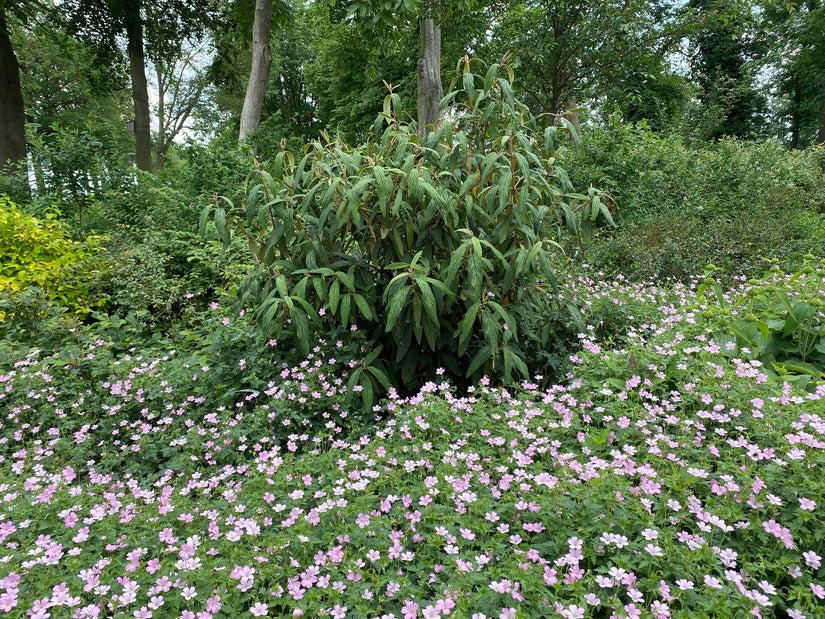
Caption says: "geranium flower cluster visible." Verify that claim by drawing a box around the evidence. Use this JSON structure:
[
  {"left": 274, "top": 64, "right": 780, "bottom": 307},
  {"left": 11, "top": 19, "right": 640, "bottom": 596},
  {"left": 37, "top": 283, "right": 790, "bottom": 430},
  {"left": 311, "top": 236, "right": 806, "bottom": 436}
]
[{"left": 0, "top": 266, "right": 823, "bottom": 618}]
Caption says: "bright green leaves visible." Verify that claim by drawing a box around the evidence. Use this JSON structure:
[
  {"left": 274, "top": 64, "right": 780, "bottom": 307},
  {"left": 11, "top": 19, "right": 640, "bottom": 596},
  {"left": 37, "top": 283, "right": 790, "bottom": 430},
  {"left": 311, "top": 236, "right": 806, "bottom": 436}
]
[
  {"left": 203, "top": 58, "right": 611, "bottom": 400},
  {"left": 0, "top": 197, "right": 101, "bottom": 319}
]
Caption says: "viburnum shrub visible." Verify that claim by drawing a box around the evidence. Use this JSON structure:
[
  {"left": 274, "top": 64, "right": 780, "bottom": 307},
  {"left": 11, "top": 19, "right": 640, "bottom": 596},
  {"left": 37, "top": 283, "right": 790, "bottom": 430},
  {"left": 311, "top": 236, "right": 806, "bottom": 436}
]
[{"left": 202, "top": 57, "right": 612, "bottom": 403}]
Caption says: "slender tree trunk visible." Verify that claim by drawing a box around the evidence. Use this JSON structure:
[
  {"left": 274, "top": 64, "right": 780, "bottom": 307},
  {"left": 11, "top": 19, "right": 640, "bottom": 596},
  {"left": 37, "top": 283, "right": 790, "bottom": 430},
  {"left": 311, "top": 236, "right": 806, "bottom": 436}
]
[
  {"left": 156, "top": 64, "right": 166, "bottom": 172},
  {"left": 0, "top": 11, "right": 27, "bottom": 175},
  {"left": 33, "top": 158, "right": 46, "bottom": 194},
  {"left": 562, "top": 92, "right": 580, "bottom": 129},
  {"left": 790, "top": 75, "right": 800, "bottom": 149},
  {"left": 239, "top": 0, "right": 273, "bottom": 144},
  {"left": 818, "top": 85, "right": 825, "bottom": 145},
  {"left": 124, "top": 1, "right": 153, "bottom": 173},
  {"left": 417, "top": 18, "right": 442, "bottom": 138}
]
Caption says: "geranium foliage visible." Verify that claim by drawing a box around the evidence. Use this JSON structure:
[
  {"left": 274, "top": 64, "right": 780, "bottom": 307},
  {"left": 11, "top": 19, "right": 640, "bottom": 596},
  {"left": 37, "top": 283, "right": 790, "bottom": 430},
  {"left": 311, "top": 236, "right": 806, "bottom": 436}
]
[{"left": 0, "top": 261, "right": 823, "bottom": 618}]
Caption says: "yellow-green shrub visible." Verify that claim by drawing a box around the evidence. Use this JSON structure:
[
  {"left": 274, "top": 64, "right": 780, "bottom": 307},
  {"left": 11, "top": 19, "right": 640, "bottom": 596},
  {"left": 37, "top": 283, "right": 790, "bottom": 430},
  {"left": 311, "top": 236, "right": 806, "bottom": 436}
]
[{"left": 0, "top": 196, "right": 99, "bottom": 315}]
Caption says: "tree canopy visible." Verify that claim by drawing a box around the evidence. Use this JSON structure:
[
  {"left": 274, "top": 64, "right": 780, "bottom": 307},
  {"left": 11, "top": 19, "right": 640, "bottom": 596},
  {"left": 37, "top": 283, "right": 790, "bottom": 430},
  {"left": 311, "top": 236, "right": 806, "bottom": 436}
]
[{"left": 3, "top": 0, "right": 823, "bottom": 177}]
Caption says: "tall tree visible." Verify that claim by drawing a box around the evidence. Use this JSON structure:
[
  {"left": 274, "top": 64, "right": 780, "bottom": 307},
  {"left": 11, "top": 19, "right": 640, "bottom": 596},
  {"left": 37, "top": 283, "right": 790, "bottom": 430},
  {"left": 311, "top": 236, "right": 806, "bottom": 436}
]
[
  {"left": 64, "top": 0, "right": 220, "bottom": 172},
  {"left": 481, "top": 0, "right": 690, "bottom": 126},
  {"left": 15, "top": 25, "right": 131, "bottom": 146},
  {"left": 0, "top": 3, "right": 29, "bottom": 173},
  {"left": 124, "top": 1, "right": 152, "bottom": 171},
  {"left": 154, "top": 40, "right": 211, "bottom": 170},
  {"left": 239, "top": 0, "right": 274, "bottom": 143},
  {"left": 208, "top": 0, "right": 318, "bottom": 145},
  {"left": 761, "top": 0, "right": 825, "bottom": 147},
  {"left": 417, "top": 16, "right": 442, "bottom": 136},
  {"left": 687, "top": 0, "right": 765, "bottom": 139},
  {"left": 346, "top": 0, "right": 481, "bottom": 137},
  {"left": 302, "top": 0, "right": 418, "bottom": 141},
  {"left": 209, "top": 0, "right": 291, "bottom": 144},
  {"left": 267, "top": 13, "right": 318, "bottom": 137}
]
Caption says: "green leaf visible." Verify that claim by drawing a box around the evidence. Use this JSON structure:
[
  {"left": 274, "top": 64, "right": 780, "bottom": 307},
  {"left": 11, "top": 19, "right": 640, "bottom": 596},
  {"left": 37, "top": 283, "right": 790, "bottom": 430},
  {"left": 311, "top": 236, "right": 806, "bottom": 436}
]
[
  {"left": 458, "top": 171, "right": 480, "bottom": 198},
  {"left": 340, "top": 294, "right": 352, "bottom": 325},
  {"left": 214, "top": 208, "right": 228, "bottom": 243},
  {"left": 354, "top": 294, "right": 373, "bottom": 321},
  {"left": 198, "top": 205, "right": 212, "bottom": 236},
  {"left": 337, "top": 271, "right": 356, "bottom": 292},
  {"left": 361, "top": 377, "right": 375, "bottom": 411},
  {"left": 771, "top": 359, "right": 823, "bottom": 378},
  {"left": 423, "top": 276, "right": 454, "bottom": 298},
  {"left": 329, "top": 280, "right": 341, "bottom": 314},
  {"left": 729, "top": 319, "right": 767, "bottom": 350},
  {"left": 366, "top": 364, "right": 392, "bottom": 391},
  {"left": 497, "top": 170, "right": 512, "bottom": 211},
  {"left": 412, "top": 295, "right": 422, "bottom": 332},
  {"left": 784, "top": 302, "right": 814, "bottom": 337},
  {"left": 456, "top": 301, "right": 481, "bottom": 354},
  {"left": 407, "top": 169, "right": 420, "bottom": 199},
  {"left": 362, "top": 345, "right": 383, "bottom": 367},
  {"left": 260, "top": 298, "right": 281, "bottom": 330},
  {"left": 560, "top": 203, "right": 577, "bottom": 235},
  {"left": 417, "top": 279, "right": 438, "bottom": 326},
  {"left": 386, "top": 287, "right": 410, "bottom": 331},
  {"left": 446, "top": 239, "right": 472, "bottom": 287},
  {"left": 467, "top": 344, "right": 493, "bottom": 378},
  {"left": 374, "top": 166, "right": 392, "bottom": 198},
  {"left": 463, "top": 70, "right": 474, "bottom": 101},
  {"left": 347, "top": 366, "right": 363, "bottom": 391},
  {"left": 293, "top": 310, "right": 310, "bottom": 356},
  {"left": 275, "top": 275, "right": 289, "bottom": 297},
  {"left": 503, "top": 344, "right": 528, "bottom": 380},
  {"left": 590, "top": 194, "right": 601, "bottom": 220}
]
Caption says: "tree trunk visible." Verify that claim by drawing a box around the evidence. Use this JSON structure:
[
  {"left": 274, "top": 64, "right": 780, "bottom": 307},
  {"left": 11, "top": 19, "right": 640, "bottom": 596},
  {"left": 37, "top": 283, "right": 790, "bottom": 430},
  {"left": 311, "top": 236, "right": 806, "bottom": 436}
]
[
  {"left": 790, "top": 75, "right": 800, "bottom": 149},
  {"left": 818, "top": 85, "right": 825, "bottom": 145},
  {"left": 562, "top": 92, "right": 580, "bottom": 129},
  {"left": 239, "top": 0, "right": 273, "bottom": 145},
  {"left": 417, "top": 18, "right": 442, "bottom": 138},
  {"left": 124, "top": 1, "right": 153, "bottom": 173},
  {"left": 0, "top": 11, "right": 27, "bottom": 175},
  {"left": 156, "top": 63, "right": 166, "bottom": 172}
]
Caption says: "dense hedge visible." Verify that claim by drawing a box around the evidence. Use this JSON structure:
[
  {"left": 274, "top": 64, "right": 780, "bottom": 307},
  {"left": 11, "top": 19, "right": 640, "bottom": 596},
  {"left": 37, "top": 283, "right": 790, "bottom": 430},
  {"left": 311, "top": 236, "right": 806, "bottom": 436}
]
[{"left": 561, "top": 121, "right": 825, "bottom": 282}]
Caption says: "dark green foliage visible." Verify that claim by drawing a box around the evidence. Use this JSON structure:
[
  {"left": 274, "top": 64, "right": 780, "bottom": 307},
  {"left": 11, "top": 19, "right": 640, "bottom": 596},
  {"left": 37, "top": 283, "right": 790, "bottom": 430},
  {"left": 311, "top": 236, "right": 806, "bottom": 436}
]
[
  {"left": 478, "top": 0, "right": 688, "bottom": 128},
  {"left": 301, "top": 0, "right": 417, "bottom": 143},
  {"left": 90, "top": 231, "right": 193, "bottom": 326},
  {"left": 87, "top": 224, "right": 254, "bottom": 331},
  {"left": 21, "top": 124, "right": 134, "bottom": 231},
  {"left": 563, "top": 121, "right": 825, "bottom": 283},
  {"left": 15, "top": 26, "right": 131, "bottom": 140},
  {"left": 588, "top": 209, "right": 825, "bottom": 285},
  {"left": 760, "top": 0, "right": 825, "bottom": 147},
  {"left": 155, "top": 132, "right": 256, "bottom": 212},
  {"left": 204, "top": 59, "right": 611, "bottom": 401},
  {"left": 566, "top": 120, "right": 825, "bottom": 224}
]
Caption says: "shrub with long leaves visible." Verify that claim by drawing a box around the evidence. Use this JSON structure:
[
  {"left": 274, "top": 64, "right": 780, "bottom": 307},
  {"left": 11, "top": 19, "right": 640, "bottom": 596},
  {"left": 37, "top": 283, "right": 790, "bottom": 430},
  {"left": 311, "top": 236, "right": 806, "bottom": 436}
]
[{"left": 202, "top": 57, "right": 612, "bottom": 403}]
